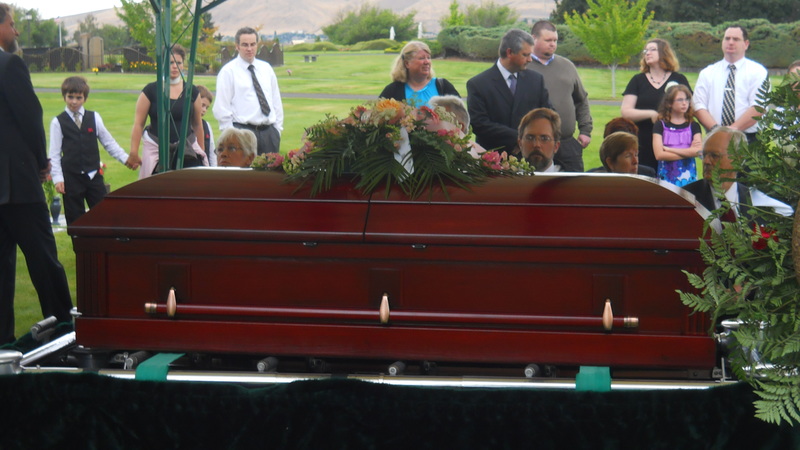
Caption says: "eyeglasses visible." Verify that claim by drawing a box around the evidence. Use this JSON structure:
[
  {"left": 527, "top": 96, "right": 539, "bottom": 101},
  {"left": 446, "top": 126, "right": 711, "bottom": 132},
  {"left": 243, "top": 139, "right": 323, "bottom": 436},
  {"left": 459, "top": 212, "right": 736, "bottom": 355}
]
[
  {"left": 522, "top": 134, "right": 554, "bottom": 144},
  {"left": 642, "top": 48, "right": 658, "bottom": 54},
  {"left": 216, "top": 145, "right": 243, "bottom": 154}
]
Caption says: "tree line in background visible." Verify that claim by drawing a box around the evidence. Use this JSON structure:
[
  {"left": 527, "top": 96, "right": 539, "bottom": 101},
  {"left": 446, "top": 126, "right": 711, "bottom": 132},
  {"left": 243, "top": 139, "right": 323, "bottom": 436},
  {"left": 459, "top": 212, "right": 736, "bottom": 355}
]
[
  {"left": 12, "top": 0, "right": 800, "bottom": 72},
  {"left": 552, "top": 0, "right": 800, "bottom": 24}
]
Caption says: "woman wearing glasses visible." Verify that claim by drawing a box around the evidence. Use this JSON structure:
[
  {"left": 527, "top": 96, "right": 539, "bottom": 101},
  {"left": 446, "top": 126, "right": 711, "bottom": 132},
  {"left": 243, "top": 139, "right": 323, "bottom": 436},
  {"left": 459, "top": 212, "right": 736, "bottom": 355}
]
[
  {"left": 215, "top": 128, "right": 256, "bottom": 168},
  {"left": 620, "top": 39, "right": 690, "bottom": 173},
  {"left": 652, "top": 84, "right": 702, "bottom": 187}
]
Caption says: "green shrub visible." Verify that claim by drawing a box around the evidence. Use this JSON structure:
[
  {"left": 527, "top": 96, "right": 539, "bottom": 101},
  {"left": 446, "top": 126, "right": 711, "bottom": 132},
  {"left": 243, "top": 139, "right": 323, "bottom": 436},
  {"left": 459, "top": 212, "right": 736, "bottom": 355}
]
[
  {"left": 426, "top": 40, "right": 443, "bottom": 57},
  {"left": 438, "top": 25, "right": 510, "bottom": 60},
  {"left": 439, "top": 20, "right": 800, "bottom": 68},
  {"left": 554, "top": 25, "right": 594, "bottom": 65},
  {"left": 286, "top": 41, "right": 340, "bottom": 52},
  {"left": 351, "top": 38, "right": 397, "bottom": 51}
]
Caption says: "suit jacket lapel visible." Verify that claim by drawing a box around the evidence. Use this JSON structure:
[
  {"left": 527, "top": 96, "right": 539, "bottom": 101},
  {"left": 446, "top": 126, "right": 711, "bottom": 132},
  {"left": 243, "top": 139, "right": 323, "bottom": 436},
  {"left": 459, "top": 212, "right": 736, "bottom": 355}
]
[{"left": 489, "top": 65, "right": 515, "bottom": 105}]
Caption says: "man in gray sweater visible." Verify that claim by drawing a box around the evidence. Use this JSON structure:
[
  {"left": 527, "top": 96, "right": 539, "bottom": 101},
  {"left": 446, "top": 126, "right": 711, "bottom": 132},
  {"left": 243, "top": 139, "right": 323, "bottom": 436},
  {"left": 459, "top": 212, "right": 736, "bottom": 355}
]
[{"left": 529, "top": 20, "right": 593, "bottom": 172}]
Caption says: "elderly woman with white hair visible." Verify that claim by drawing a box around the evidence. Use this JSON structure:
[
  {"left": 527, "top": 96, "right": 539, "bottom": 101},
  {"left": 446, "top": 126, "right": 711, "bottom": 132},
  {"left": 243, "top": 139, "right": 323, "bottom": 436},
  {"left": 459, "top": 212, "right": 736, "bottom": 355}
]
[
  {"left": 379, "top": 41, "right": 460, "bottom": 107},
  {"left": 215, "top": 127, "right": 257, "bottom": 168},
  {"left": 427, "top": 95, "right": 487, "bottom": 158}
]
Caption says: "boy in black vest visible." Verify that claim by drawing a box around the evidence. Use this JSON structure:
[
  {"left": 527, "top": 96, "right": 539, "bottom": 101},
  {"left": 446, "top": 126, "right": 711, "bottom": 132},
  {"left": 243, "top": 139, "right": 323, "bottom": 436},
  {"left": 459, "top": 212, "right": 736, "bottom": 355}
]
[{"left": 49, "top": 76, "right": 131, "bottom": 224}]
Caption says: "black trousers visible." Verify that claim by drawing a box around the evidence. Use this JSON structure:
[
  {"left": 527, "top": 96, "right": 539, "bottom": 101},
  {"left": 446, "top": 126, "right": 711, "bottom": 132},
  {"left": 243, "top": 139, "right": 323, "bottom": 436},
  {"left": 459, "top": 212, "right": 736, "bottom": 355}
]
[
  {"left": 553, "top": 136, "right": 584, "bottom": 172},
  {"left": 63, "top": 172, "right": 107, "bottom": 225},
  {"left": 0, "top": 201, "right": 73, "bottom": 343},
  {"left": 233, "top": 123, "right": 281, "bottom": 155}
]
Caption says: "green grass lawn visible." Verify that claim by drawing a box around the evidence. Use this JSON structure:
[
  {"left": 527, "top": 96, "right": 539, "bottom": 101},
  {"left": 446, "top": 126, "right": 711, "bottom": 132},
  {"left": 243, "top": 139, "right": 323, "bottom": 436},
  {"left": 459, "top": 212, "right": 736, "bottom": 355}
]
[{"left": 9, "top": 54, "right": 780, "bottom": 338}]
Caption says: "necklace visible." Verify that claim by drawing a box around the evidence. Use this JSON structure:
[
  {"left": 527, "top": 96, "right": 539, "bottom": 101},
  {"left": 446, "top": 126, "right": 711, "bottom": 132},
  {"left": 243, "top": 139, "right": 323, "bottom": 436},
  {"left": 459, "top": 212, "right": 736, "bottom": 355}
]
[{"left": 648, "top": 70, "right": 668, "bottom": 86}]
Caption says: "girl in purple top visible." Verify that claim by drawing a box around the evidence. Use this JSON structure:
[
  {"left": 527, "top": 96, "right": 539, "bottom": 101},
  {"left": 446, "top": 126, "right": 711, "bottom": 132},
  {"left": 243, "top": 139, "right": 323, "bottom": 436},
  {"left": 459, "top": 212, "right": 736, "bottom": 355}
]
[{"left": 652, "top": 84, "right": 703, "bottom": 187}]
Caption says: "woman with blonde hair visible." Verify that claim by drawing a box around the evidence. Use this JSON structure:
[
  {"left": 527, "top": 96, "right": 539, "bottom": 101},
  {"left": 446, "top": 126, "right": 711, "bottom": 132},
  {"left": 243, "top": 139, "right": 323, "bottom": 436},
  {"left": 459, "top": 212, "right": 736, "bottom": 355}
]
[
  {"left": 621, "top": 38, "right": 691, "bottom": 173},
  {"left": 379, "top": 41, "right": 459, "bottom": 107}
]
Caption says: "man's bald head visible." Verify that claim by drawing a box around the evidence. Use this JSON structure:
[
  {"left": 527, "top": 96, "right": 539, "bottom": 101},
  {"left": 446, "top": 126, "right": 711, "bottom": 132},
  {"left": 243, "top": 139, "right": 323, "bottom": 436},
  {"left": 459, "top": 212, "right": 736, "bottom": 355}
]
[{"left": 701, "top": 127, "right": 745, "bottom": 188}]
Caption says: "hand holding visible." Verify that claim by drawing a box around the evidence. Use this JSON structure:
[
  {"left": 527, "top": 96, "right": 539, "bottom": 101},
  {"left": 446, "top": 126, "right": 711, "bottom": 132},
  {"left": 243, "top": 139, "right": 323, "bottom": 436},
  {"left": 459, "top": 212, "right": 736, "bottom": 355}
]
[{"left": 126, "top": 153, "right": 141, "bottom": 170}]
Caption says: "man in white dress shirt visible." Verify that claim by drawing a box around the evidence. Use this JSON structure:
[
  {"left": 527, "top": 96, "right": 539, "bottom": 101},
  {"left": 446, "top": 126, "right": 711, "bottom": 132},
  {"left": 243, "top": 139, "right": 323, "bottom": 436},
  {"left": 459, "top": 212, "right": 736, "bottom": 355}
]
[
  {"left": 214, "top": 27, "right": 283, "bottom": 154},
  {"left": 693, "top": 25, "right": 768, "bottom": 143}
]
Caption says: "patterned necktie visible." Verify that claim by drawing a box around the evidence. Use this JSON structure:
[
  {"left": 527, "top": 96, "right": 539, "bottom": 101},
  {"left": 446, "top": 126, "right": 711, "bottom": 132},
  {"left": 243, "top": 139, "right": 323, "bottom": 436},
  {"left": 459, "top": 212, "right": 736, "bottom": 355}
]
[
  {"left": 721, "top": 64, "right": 736, "bottom": 126},
  {"left": 508, "top": 73, "right": 517, "bottom": 95},
  {"left": 248, "top": 64, "right": 271, "bottom": 117},
  {"left": 73, "top": 111, "right": 82, "bottom": 129}
]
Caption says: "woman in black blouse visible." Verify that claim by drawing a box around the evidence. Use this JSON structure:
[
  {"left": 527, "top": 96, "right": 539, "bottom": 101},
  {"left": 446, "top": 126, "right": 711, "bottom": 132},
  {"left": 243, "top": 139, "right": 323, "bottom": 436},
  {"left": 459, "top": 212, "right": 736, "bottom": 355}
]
[
  {"left": 621, "top": 38, "right": 690, "bottom": 172},
  {"left": 128, "top": 44, "right": 206, "bottom": 179}
]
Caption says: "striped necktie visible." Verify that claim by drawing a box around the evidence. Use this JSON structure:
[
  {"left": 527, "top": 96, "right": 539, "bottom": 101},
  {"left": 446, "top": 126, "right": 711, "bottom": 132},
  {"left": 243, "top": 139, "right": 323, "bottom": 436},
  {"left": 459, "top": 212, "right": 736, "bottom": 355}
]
[
  {"left": 248, "top": 64, "right": 271, "bottom": 117},
  {"left": 721, "top": 64, "right": 736, "bottom": 126},
  {"left": 74, "top": 111, "right": 82, "bottom": 129}
]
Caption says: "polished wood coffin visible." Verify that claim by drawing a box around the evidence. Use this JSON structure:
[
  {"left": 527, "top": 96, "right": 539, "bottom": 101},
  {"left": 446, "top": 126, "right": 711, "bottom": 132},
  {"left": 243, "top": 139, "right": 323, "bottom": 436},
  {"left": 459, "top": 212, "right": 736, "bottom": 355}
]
[{"left": 69, "top": 169, "right": 715, "bottom": 370}]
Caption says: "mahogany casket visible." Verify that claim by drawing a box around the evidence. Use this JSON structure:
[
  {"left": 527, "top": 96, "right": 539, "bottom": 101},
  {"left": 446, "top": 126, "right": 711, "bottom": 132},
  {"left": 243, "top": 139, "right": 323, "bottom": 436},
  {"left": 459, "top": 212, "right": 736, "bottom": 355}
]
[{"left": 69, "top": 169, "right": 716, "bottom": 372}]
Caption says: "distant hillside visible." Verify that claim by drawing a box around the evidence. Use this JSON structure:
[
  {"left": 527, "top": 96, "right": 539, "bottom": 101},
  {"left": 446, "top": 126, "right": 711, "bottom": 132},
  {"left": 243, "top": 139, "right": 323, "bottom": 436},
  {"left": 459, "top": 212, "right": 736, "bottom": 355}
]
[{"left": 57, "top": 0, "right": 557, "bottom": 39}]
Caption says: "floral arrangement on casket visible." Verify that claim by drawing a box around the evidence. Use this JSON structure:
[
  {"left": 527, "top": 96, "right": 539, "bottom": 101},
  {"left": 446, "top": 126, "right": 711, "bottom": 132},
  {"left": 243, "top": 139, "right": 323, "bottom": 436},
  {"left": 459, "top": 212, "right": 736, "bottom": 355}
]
[{"left": 251, "top": 98, "right": 532, "bottom": 198}]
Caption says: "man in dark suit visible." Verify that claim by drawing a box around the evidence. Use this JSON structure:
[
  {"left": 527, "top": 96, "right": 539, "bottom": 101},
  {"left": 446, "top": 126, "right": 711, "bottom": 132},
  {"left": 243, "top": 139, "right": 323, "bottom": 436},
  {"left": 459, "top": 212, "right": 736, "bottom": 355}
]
[
  {"left": 683, "top": 126, "right": 792, "bottom": 219},
  {"left": 0, "top": 3, "right": 73, "bottom": 343},
  {"left": 683, "top": 127, "right": 747, "bottom": 216},
  {"left": 467, "top": 28, "right": 551, "bottom": 156}
]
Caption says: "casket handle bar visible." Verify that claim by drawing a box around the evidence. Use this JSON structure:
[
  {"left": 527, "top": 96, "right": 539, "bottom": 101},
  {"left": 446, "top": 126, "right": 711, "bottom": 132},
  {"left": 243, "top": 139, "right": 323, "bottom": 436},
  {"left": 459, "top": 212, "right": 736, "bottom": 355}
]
[
  {"left": 143, "top": 295, "right": 639, "bottom": 331},
  {"left": 379, "top": 293, "right": 390, "bottom": 324},
  {"left": 603, "top": 299, "right": 613, "bottom": 331},
  {"left": 145, "top": 287, "right": 177, "bottom": 318}
]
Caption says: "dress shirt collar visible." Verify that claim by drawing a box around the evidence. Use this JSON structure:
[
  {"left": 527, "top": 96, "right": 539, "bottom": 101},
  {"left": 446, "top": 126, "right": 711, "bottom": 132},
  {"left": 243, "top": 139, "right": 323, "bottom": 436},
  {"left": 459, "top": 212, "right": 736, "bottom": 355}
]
[
  {"left": 496, "top": 59, "right": 515, "bottom": 79},
  {"left": 532, "top": 54, "right": 555, "bottom": 65},
  {"left": 711, "top": 181, "right": 740, "bottom": 214},
  {"left": 724, "top": 57, "right": 746, "bottom": 71},
  {"left": 235, "top": 54, "right": 257, "bottom": 69},
  {"left": 65, "top": 106, "right": 85, "bottom": 117},
  {"left": 538, "top": 163, "right": 561, "bottom": 173}
]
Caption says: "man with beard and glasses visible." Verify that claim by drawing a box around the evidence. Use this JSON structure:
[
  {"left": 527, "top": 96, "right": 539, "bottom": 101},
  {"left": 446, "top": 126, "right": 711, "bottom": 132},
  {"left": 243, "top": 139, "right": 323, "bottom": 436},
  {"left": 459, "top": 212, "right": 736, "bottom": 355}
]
[{"left": 516, "top": 108, "right": 562, "bottom": 173}]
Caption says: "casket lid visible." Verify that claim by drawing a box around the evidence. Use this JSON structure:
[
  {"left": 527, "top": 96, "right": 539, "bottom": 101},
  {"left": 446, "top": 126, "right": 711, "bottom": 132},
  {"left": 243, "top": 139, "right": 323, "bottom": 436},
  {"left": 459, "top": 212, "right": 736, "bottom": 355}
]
[{"left": 69, "top": 168, "right": 705, "bottom": 249}]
